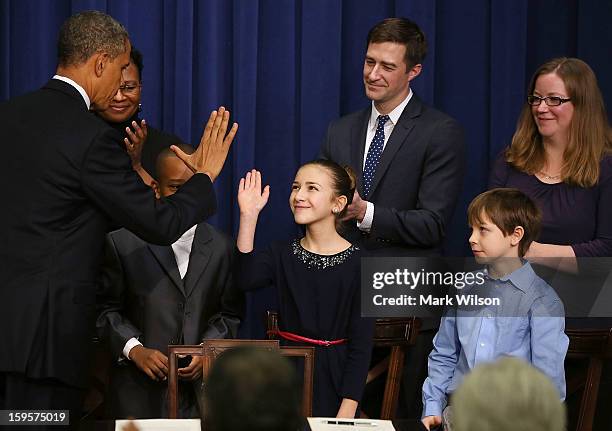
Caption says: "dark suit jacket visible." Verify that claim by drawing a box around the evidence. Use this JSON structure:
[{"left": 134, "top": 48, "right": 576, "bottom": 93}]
[
  {"left": 320, "top": 94, "right": 465, "bottom": 256},
  {"left": 97, "top": 223, "right": 242, "bottom": 354},
  {"left": 96, "top": 223, "right": 243, "bottom": 417},
  {"left": 0, "top": 79, "right": 216, "bottom": 388}
]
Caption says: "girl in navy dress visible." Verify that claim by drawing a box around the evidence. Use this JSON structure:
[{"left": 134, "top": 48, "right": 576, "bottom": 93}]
[{"left": 236, "top": 160, "right": 374, "bottom": 418}]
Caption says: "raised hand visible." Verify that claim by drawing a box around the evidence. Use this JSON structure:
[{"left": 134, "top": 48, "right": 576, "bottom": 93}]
[
  {"left": 123, "top": 119, "right": 154, "bottom": 186},
  {"left": 171, "top": 106, "right": 238, "bottom": 182},
  {"left": 124, "top": 119, "right": 148, "bottom": 168},
  {"left": 238, "top": 169, "right": 270, "bottom": 217},
  {"left": 236, "top": 169, "right": 269, "bottom": 253}
]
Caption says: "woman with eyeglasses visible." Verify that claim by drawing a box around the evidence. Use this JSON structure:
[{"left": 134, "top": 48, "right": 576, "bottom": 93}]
[
  {"left": 488, "top": 58, "right": 612, "bottom": 430},
  {"left": 489, "top": 57, "right": 612, "bottom": 270},
  {"left": 97, "top": 47, "right": 187, "bottom": 186}
]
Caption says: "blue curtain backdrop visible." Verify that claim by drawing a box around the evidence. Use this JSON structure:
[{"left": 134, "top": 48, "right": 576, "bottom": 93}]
[{"left": 2, "top": 0, "right": 611, "bottom": 336}]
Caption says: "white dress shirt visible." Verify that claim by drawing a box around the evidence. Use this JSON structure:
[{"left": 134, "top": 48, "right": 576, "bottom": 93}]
[
  {"left": 358, "top": 90, "right": 413, "bottom": 232},
  {"left": 171, "top": 224, "right": 198, "bottom": 279},
  {"left": 122, "top": 225, "right": 197, "bottom": 360}
]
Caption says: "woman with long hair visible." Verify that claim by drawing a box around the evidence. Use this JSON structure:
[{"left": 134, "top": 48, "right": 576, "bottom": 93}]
[
  {"left": 490, "top": 57, "right": 612, "bottom": 268},
  {"left": 489, "top": 57, "right": 612, "bottom": 429}
]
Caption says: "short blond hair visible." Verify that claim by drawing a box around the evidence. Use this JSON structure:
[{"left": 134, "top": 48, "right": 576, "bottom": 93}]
[{"left": 452, "top": 357, "right": 565, "bottom": 431}]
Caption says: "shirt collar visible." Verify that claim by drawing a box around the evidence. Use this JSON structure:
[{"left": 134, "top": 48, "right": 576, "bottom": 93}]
[
  {"left": 173, "top": 225, "right": 197, "bottom": 245},
  {"left": 369, "top": 88, "right": 413, "bottom": 130},
  {"left": 52, "top": 75, "right": 91, "bottom": 109},
  {"left": 484, "top": 260, "right": 536, "bottom": 293}
]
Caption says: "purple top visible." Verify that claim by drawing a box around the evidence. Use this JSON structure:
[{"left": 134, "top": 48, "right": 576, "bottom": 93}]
[{"left": 488, "top": 153, "right": 612, "bottom": 257}]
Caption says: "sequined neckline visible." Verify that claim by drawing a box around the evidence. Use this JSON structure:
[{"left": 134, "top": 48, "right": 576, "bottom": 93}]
[{"left": 291, "top": 238, "right": 358, "bottom": 269}]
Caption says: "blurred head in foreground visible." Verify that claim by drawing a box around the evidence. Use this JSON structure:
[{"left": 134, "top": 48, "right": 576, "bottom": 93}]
[
  {"left": 203, "top": 346, "right": 302, "bottom": 431},
  {"left": 451, "top": 356, "right": 566, "bottom": 431}
]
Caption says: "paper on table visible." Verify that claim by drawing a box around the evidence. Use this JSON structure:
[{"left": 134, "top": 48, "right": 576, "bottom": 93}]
[
  {"left": 115, "top": 419, "right": 201, "bottom": 431},
  {"left": 307, "top": 417, "right": 396, "bottom": 431}
]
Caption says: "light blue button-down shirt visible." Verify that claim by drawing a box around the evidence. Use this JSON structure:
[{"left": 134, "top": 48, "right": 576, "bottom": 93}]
[{"left": 422, "top": 262, "right": 568, "bottom": 418}]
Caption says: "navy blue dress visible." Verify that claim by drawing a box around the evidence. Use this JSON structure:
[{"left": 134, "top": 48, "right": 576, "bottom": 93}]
[
  {"left": 236, "top": 239, "right": 374, "bottom": 417},
  {"left": 488, "top": 153, "right": 612, "bottom": 257}
]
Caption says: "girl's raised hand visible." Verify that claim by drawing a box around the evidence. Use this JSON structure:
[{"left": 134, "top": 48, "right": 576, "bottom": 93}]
[{"left": 237, "top": 169, "right": 270, "bottom": 217}]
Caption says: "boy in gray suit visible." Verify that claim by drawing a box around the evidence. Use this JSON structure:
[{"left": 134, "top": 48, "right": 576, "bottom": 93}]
[{"left": 97, "top": 145, "right": 244, "bottom": 418}]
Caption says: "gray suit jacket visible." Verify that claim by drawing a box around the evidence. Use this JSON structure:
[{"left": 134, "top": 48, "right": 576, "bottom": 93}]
[
  {"left": 96, "top": 222, "right": 243, "bottom": 418},
  {"left": 97, "top": 222, "right": 243, "bottom": 355},
  {"left": 320, "top": 94, "right": 465, "bottom": 256}
]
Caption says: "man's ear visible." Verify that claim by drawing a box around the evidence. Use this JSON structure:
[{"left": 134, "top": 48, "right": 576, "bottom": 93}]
[
  {"left": 510, "top": 225, "right": 525, "bottom": 247},
  {"left": 151, "top": 180, "right": 161, "bottom": 199},
  {"left": 407, "top": 63, "right": 422, "bottom": 82},
  {"left": 94, "top": 52, "right": 109, "bottom": 78}
]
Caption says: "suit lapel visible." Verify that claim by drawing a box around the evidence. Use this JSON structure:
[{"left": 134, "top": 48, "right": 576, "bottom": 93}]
[
  {"left": 148, "top": 243, "right": 186, "bottom": 296},
  {"left": 367, "top": 95, "right": 423, "bottom": 199},
  {"left": 183, "top": 224, "right": 213, "bottom": 298},
  {"left": 351, "top": 108, "right": 371, "bottom": 195}
]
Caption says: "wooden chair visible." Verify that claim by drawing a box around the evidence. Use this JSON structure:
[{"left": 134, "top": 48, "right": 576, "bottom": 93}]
[
  {"left": 167, "top": 344, "right": 207, "bottom": 419},
  {"left": 566, "top": 328, "right": 612, "bottom": 431},
  {"left": 266, "top": 311, "right": 419, "bottom": 419},
  {"left": 201, "top": 339, "right": 314, "bottom": 417},
  {"left": 200, "top": 339, "right": 280, "bottom": 378},
  {"left": 369, "top": 317, "right": 421, "bottom": 419},
  {"left": 274, "top": 346, "right": 315, "bottom": 417},
  {"left": 168, "top": 339, "right": 315, "bottom": 418}
]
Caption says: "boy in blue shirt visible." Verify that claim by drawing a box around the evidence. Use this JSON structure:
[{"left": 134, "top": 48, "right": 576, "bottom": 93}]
[{"left": 421, "top": 188, "right": 568, "bottom": 430}]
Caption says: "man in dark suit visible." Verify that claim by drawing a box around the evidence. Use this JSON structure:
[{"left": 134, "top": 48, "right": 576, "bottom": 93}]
[
  {"left": 320, "top": 17, "right": 465, "bottom": 418},
  {"left": 97, "top": 145, "right": 244, "bottom": 418},
  {"left": 0, "top": 11, "right": 236, "bottom": 425},
  {"left": 320, "top": 17, "right": 464, "bottom": 256}
]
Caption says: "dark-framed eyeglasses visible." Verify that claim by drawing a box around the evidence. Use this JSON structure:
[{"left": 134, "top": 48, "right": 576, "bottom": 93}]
[
  {"left": 527, "top": 95, "right": 571, "bottom": 106},
  {"left": 118, "top": 83, "right": 141, "bottom": 94}
]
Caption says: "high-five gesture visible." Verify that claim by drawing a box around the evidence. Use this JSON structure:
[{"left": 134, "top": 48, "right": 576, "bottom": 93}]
[
  {"left": 238, "top": 170, "right": 270, "bottom": 217},
  {"left": 237, "top": 169, "right": 270, "bottom": 252},
  {"left": 171, "top": 106, "right": 238, "bottom": 181}
]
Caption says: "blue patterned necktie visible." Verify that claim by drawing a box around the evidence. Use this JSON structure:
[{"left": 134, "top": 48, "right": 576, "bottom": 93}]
[{"left": 362, "top": 114, "right": 390, "bottom": 197}]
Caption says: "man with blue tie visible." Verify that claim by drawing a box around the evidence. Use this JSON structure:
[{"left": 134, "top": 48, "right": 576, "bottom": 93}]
[
  {"left": 319, "top": 17, "right": 465, "bottom": 418},
  {"left": 320, "top": 17, "right": 464, "bottom": 257}
]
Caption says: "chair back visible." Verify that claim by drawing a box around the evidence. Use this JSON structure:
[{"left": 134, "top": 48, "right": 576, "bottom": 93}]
[
  {"left": 167, "top": 345, "right": 207, "bottom": 419},
  {"left": 565, "top": 328, "right": 612, "bottom": 431},
  {"left": 201, "top": 339, "right": 279, "bottom": 378},
  {"left": 168, "top": 339, "right": 315, "bottom": 418},
  {"left": 371, "top": 317, "right": 421, "bottom": 419}
]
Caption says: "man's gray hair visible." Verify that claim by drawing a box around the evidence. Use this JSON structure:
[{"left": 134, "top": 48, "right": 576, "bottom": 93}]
[
  {"left": 451, "top": 357, "right": 566, "bottom": 431},
  {"left": 57, "top": 10, "right": 129, "bottom": 66}
]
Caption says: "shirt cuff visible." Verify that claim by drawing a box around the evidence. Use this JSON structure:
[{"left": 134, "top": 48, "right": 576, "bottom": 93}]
[
  {"left": 422, "top": 401, "right": 445, "bottom": 419},
  {"left": 357, "top": 201, "right": 374, "bottom": 232},
  {"left": 123, "top": 337, "right": 143, "bottom": 360}
]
